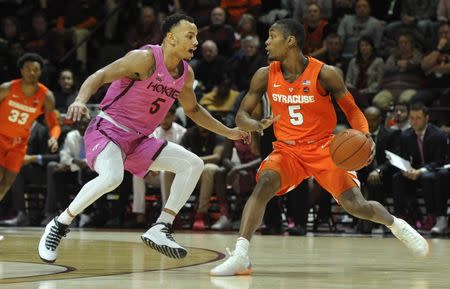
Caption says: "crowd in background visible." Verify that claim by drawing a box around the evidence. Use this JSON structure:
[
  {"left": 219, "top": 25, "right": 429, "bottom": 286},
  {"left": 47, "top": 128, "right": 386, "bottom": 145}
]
[{"left": 1, "top": 0, "right": 450, "bottom": 236}]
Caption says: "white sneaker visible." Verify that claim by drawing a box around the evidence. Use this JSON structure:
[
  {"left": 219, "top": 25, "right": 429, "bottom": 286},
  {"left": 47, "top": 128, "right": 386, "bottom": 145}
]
[
  {"left": 431, "top": 216, "right": 448, "bottom": 235},
  {"left": 38, "top": 218, "right": 70, "bottom": 263},
  {"left": 141, "top": 222, "right": 187, "bottom": 259},
  {"left": 211, "top": 216, "right": 232, "bottom": 230},
  {"left": 390, "top": 217, "right": 429, "bottom": 257},
  {"left": 210, "top": 249, "right": 252, "bottom": 276}
]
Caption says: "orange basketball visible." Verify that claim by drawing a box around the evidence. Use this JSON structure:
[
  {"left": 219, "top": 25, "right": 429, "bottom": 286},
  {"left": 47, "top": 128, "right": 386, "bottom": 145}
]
[{"left": 330, "top": 129, "right": 372, "bottom": 171}]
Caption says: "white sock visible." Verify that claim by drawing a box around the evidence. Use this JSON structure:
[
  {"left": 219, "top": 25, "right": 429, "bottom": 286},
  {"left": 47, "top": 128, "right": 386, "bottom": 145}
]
[
  {"left": 235, "top": 237, "right": 250, "bottom": 256},
  {"left": 57, "top": 210, "right": 74, "bottom": 225},
  {"left": 156, "top": 211, "right": 175, "bottom": 224}
]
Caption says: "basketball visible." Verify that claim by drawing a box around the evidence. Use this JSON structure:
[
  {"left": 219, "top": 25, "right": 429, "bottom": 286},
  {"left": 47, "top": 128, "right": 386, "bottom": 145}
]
[{"left": 330, "top": 129, "right": 372, "bottom": 171}]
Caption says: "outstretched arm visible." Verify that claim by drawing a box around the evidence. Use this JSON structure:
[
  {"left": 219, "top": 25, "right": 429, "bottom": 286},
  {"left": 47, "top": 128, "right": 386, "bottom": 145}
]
[
  {"left": 43, "top": 90, "right": 61, "bottom": 153},
  {"left": 319, "top": 65, "right": 369, "bottom": 134},
  {"left": 67, "top": 49, "right": 156, "bottom": 121},
  {"left": 178, "top": 67, "right": 249, "bottom": 141},
  {"left": 235, "top": 67, "right": 277, "bottom": 134}
]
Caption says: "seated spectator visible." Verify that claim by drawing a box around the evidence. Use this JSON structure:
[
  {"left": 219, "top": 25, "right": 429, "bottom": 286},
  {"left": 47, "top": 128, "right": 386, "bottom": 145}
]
[
  {"left": 229, "top": 35, "right": 266, "bottom": 91},
  {"left": 54, "top": 69, "right": 78, "bottom": 113},
  {"left": 234, "top": 14, "right": 259, "bottom": 46},
  {"left": 42, "top": 117, "right": 98, "bottom": 226},
  {"left": 383, "top": 0, "right": 436, "bottom": 51},
  {"left": 414, "top": 22, "right": 450, "bottom": 107},
  {"left": 193, "top": 40, "right": 228, "bottom": 94},
  {"left": 198, "top": 7, "right": 236, "bottom": 57},
  {"left": 0, "top": 16, "right": 22, "bottom": 45},
  {"left": 6, "top": 42, "right": 25, "bottom": 79},
  {"left": 181, "top": 123, "right": 226, "bottom": 230},
  {"left": 0, "top": 17, "right": 24, "bottom": 81},
  {"left": 392, "top": 104, "right": 448, "bottom": 232},
  {"left": 337, "top": 0, "right": 383, "bottom": 59},
  {"left": 212, "top": 135, "right": 261, "bottom": 230},
  {"left": 56, "top": 0, "right": 99, "bottom": 71},
  {"left": 372, "top": 32, "right": 424, "bottom": 111},
  {"left": 126, "top": 5, "right": 162, "bottom": 50},
  {"left": 303, "top": 3, "right": 330, "bottom": 57},
  {"left": 345, "top": 36, "right": 384, "bottom": 108},
  {"left": 131, "top": 106, "right": 186, "bottom": 227},
  {"left": 356, "top": 107, "right": 400, "bottom": 233},
  {"left": 0, "top": 120, "right": 58, "bottom": 226},
  {"left": 316, "top": 33, "right": 348, "bottom": 76},
  {"left": 23, "top": 11, "right": 65, "bottom": 66},
  {"left": 294, "top": 0, "right": 333, "bottom": 20},
  {"left": 1, "top": 16, "right": 19, "bottom": 46},
  {"left": 389, "top": 102, "right": 412, "bottom": 131},
  {"left": 200, "top": 77, "right": 240, "bottom": 119}
]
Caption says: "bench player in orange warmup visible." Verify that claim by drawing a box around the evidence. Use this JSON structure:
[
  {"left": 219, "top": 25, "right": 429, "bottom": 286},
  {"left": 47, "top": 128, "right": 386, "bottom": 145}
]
[
  {"left": 210, "top": 19, "right": 429, "bottom": 276},
  {"left": 0, "top": 53, "right": 60, "bottom": 203}
]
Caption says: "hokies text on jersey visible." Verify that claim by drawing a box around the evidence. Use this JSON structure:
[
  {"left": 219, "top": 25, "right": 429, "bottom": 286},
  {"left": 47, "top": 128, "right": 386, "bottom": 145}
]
[{"left": 146, "top": 81, "right": 180, "bottom": 99}]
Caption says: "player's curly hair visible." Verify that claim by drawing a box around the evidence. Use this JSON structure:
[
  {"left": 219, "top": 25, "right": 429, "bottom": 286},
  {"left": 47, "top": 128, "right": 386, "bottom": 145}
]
[
  {"left": 161, "top": 13, "right": 195, "bottom": 38},
  {"left": 17, "top": 53, "right": 45, "bottom": 69},
  {"left": 274, "top": 18, "right": 305, "bottom": 50}
]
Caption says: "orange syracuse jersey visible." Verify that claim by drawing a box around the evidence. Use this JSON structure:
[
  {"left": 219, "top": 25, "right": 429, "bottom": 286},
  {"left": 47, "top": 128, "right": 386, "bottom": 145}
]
[
  {"left": 0, "top": 79, "right": 48, "bottom": 139},
  {"left": 267, "top": 57, "right": 337, "bottom": 142}
]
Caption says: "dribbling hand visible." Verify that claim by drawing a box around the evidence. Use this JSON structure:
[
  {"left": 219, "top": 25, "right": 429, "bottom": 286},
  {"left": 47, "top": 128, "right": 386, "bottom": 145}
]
[{"left": 67, "top": 101, "right": 90, "bottom": 122}]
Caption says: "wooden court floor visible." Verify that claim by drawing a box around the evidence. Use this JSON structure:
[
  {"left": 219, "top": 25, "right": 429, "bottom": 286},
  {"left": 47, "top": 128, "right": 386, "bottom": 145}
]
[{"left": 0, "top": 228, "right": 449, "bottom": 289}]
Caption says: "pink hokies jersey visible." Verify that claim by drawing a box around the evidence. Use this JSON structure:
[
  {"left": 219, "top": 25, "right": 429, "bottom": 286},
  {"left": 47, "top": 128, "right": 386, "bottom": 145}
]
[{"left": 100, "top": 45, "right": 189, "bottom": 135}]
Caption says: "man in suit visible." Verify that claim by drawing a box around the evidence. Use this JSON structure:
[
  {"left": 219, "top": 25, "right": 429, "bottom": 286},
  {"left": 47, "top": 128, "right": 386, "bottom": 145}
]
[
  {"left": 357, "top": 106, "right": 400, "bottom": 233},
  {"left": 393, "top": 103, "right": 449, "bottom": 233}
]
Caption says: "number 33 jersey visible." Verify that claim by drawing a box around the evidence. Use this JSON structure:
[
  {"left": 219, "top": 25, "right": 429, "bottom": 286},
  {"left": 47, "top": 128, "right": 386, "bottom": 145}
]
[
  {"left": 0, "top": 79, "right": 48, "bottom": 139},
  {"left": 100, "top": 45, "right": 189, "bottom": 136},
  {"left": 267, "top": 57, "right": 337, "bottom": 142}
]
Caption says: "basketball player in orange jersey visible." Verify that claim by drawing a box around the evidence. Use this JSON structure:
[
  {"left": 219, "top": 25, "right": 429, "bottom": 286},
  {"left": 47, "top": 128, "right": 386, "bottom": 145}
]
[
  {"left": 210, "top": 19, "right": 429, "bottom": 276},
  {"left": 0, "top": 53, "right": 60, "bottom": 203}
]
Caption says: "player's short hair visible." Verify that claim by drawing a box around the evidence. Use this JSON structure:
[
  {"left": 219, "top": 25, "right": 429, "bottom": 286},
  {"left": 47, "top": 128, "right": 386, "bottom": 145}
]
[
  {"left": 161, "top": 13, "right": 195, "bottom": 38},
  {"left": 273, "top": 18, "right": 305, "bottom": 49},
  {"left": 17, "top": 53, "right": 45, "bottom": 69}
]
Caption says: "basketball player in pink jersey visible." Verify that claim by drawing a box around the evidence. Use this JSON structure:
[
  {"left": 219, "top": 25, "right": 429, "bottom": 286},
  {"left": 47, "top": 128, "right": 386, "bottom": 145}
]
[{"left": 38, "top": 13, "right": 248, "bottom": 263}]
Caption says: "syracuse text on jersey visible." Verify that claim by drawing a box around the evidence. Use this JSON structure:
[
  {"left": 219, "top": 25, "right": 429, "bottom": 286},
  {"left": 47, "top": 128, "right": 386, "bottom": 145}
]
[{"left": 271, "top": 93, "right": 315, "bottom": 104}]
